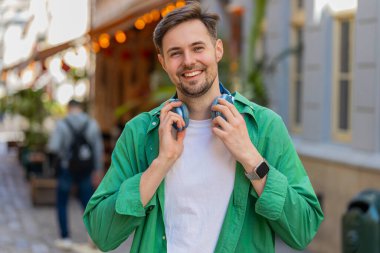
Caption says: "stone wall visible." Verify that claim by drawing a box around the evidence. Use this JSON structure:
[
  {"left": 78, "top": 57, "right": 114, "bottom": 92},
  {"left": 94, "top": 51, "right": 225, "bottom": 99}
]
[{"left": 301, "top": 155, "right": 380, "bottom": 253}]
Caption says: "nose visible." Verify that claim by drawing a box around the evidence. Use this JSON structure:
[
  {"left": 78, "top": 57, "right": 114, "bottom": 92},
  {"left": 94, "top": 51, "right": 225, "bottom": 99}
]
[{"left": 183, "top": 50, "right": 196, "bottom": 67}]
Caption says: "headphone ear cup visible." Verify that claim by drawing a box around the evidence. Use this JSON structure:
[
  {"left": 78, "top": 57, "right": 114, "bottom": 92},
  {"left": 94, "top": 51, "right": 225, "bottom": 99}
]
[
  {"left": 169, "top": 99, "right": 189, "bottom": 131},
  {"left": 211, "top": 94, "right": 235, "bottom": 120},
  {"left": 223, "top": 94, "right": 235, "bottom": 104},
  {"left": 211, "top": 98, "right": 220, "bottom": 120}
]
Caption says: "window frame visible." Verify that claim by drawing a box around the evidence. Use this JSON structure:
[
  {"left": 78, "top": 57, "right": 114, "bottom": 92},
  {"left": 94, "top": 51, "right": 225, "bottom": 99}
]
[
  {"left": 332, "top": 13, "right": 355, "bottom": 142},
  {"left": 289, "top": 0, "right": 305, "bottom": 133}
]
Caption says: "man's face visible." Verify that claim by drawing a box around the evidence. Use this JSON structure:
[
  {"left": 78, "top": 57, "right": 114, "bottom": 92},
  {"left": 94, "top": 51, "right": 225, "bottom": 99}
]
[{"left": 158, "top": 19, "right": 223, "bottom": 98}]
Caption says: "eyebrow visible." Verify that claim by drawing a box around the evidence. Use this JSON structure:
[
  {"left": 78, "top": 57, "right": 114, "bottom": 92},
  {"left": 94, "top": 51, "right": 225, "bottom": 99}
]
[{"left": 166, "top": 41, "right": 207, "bottom": 55}]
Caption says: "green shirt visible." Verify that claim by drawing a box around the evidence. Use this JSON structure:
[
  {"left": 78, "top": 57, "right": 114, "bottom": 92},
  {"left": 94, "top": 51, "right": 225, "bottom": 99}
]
[{"left": 83, "top": 92, "right": 324, "bottom": 253}]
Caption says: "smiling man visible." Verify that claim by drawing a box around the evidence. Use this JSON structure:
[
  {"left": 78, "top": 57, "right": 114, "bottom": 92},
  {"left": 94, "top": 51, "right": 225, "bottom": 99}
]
[{"left": 83, "top": 2, "right": 324, "bottom": 253}]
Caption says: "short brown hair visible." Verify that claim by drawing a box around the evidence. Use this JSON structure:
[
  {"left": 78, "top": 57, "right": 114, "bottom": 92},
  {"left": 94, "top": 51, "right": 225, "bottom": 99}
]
[{"left": 153, "top": 1, "right": 220, "bottom": 54}]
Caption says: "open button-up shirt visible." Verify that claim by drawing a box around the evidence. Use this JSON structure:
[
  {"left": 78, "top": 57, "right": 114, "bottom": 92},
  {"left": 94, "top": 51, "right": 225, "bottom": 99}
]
[{"left": 83, "top": 91, "right": 324, "bottom": 253}]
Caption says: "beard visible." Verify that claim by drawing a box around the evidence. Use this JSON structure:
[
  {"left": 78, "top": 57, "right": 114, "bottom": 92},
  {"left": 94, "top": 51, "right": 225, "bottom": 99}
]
[{"left": 175, "top": 64, "right": 217, "bottom": 98}]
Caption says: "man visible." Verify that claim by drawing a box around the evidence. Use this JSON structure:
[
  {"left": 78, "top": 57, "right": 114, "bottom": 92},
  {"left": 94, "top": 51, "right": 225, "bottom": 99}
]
[
  {"left": 83, "top": 2, "right": 323, "bottom": 253},
  {"left": 48, "top": 99, "right": 104, "bottom": 250}
]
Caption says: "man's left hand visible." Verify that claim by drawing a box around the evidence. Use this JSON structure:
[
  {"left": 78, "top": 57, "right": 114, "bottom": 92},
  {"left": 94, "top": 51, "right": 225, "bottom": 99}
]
[{"left": 211, "top": 98, "right": 262, "bottom": 170}]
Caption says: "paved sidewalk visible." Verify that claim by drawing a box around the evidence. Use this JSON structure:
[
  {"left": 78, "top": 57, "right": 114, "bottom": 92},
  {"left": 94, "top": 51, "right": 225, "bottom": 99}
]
[
  {"left": 0, "top": 148, "right": 310, "bottom": 253},
  {"left": 0, "top": 149, "right": 132, "bottom": 253}
]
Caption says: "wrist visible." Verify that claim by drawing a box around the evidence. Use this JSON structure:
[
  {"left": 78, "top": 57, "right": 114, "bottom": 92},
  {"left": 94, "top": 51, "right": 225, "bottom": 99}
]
[
  {"left": 240, "top": 149, "right": 263, "bottom": 173},
  {"left": 154, "top": 156, "right": 175, "bottom": 174}
]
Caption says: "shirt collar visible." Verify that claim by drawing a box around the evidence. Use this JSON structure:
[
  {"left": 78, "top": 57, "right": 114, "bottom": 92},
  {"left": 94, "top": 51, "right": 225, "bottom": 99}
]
[{"left": 147, "top": 83, "right": 257, "bottom": 132}]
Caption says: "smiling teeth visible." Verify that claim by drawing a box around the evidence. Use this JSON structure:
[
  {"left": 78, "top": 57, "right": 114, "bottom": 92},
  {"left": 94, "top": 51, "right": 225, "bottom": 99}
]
[{"left": 184, "top": 71, "right": 201, "bottom": 77}]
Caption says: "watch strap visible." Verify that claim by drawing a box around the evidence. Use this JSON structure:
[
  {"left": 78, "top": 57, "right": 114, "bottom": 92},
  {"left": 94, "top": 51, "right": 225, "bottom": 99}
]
[{"left": 244, "top": 159, "right": 269, "bottom": 181}]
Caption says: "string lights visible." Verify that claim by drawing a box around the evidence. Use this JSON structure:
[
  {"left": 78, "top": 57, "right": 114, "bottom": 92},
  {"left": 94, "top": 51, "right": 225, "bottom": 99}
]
[{"left": 92, "top": 1, "right": 186, "bottom": 53}]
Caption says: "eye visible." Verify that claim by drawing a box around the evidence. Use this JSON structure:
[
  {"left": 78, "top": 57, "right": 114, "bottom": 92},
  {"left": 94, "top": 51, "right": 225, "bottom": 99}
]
[
  {"left": 169, "top": 51, "right": 181, "bottom": 57},
  {"left": 194, "top": 46, "right": 204, "bottom": 52}
]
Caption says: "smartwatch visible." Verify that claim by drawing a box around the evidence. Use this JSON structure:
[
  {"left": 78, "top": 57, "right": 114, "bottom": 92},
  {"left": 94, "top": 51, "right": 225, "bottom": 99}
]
[{"left": 245, "top": 159, "right": 269, "bottom": 181}]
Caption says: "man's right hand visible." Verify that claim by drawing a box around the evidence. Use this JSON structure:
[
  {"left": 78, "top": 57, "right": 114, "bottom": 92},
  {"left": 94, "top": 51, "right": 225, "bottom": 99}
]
[
  {"left": 157, "top": 100, "right": 186, "bottom": 171},
  {"left": 140, "top": 101, "right": 186, "bottom": 207}
]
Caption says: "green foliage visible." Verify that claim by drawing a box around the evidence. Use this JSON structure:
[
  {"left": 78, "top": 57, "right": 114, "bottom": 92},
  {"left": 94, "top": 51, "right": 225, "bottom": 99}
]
[
  {"left": 115, "top": 85, "right": 176, "bottom": 119},
  {"left": 247, "top": 58, "right": 269, "bottom": 106},
  {"left": 67, "top": 68, "right": 88, "bottom": 82},
  {"left": 245, "top": 0, "right": 302, "bottom": 107},
  {"left": 218, "top": 39, "right": 234, "bottom": 89},
  {"left": 246, "top": 0, "right": 269, "bottom": 107},
  {"left": 1, "top": 88, "right": 48, "bottom": 124},
  {"left": 0, "top": 88, "right": 58, "bottom": 150},
  {"left": 115, "top": 66, "right": 176, "bottom": 120}
]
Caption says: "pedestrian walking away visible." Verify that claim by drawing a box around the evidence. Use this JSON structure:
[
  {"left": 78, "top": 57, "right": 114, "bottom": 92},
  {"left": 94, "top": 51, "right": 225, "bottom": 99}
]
[
  {"left": 47, "top": 99, "right": 104, "bottom": 251},
  {"left": 83, "top": 2, "right": 324, "bottom": 253}
]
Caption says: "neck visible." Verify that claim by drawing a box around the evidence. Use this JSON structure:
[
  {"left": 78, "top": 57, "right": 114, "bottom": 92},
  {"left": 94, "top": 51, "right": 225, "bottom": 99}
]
[
  {"left": 178, "top": 81, "right": 221, "bottom": 120},
  {"left": 69, "top": 107, "right": 82, "bottom": 114}
]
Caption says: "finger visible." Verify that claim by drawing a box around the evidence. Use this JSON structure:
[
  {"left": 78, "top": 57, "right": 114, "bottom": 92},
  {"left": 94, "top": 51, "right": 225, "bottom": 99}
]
[
  {"left": 160, "top": 100, "right": 183, "bottom": 118},
  {"left": 212, "top": 125, "right": 227, "bottom": 139},
  {"left": 217, "top": 98, "right": 240, "bottom": 117},
  {"left": 160, "top": 104, "right": 183, "bottom": 125},
  {"left": 212, "top": 115, "right": 230, "bottom": 130},
  {"left": 212, "top": 104, "right": 234, "bottom": 122},
  {"left": 163, "top": 112, "right": 185, "bottom": 130}
]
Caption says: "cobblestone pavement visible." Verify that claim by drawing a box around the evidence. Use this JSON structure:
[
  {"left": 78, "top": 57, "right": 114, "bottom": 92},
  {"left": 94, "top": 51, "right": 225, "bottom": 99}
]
[{"left": 0, "top": 148, "right": 310, "bottom": 253}]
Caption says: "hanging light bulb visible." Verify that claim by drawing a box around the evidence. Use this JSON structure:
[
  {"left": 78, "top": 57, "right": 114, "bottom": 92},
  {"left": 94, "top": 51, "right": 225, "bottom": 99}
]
[
  {"left": 166, "top": 4, "right": 176, "bottom": 13},
  {"left": 99, "top": 33, "right": 110, "bottom": 48},
  {"left": 115, "top": 30, "right": 127, "bottom": 43},
  {"left": 176, "top": 0, "right": 186, "bottom": 8},
  {"left": 150, "top": 9, "right": 161, "bottom": 21},
  {"left": 134, "top": 18, "right": 146, "bottom": 30},
  {"left": 143, "top": 13, "right": 153, "bottom": 24},
  {"left": 92, "top": 41, "right": 100, "bottom": 53}
]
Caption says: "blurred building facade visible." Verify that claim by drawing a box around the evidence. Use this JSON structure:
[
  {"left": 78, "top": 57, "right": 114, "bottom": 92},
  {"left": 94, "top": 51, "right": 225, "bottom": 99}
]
[
  {"left": 261, "top": 1, "right": 380, "bottom": 253},
  {"left": 2, "top": 1, "right": 380, "bottom": 252},
  {"left": 89, "top": 0, "right": 179, "bottom": 132}
]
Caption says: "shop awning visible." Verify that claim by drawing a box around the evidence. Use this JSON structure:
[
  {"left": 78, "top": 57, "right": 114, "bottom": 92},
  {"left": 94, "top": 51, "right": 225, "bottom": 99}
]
[
  {"left": 90, "top": 0, "right": 173, "bottom": 37},
  {"left": 1, "top": 0, "right": 174, "bottom": 75},
  {"left": 1, "top": 39, "right": 84, "bottom": 73}
]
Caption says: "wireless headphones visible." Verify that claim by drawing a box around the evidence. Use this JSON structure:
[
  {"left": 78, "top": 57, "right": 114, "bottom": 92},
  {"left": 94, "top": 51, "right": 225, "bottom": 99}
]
[
  {"left": 210, "top": 93, "right": 235, "bottom": 121},
  {"left": 169, "top": 98, "right": 190, "bottom": 132},
  {"left": 169, "top": 93, "right": 235, "bottom": 132}
]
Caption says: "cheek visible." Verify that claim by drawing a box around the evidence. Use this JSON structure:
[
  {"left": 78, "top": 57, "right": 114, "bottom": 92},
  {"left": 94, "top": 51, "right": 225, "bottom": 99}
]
[
  {"left": 165, "top": 60, "right": 181, "bottom": 74},
  {"left": 168, "top": 66, "right": 180, "bottom": 77},
  {"left": 203, "top": 53, "right": 218, "bottom": 65},
  {"left": 205, "top": 56, "right": 218, "bottom": 71}
]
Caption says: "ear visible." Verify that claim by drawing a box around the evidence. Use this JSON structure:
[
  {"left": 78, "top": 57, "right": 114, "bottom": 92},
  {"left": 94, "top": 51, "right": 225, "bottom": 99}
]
[
  {"left": 158, "top": 54, "right": 167, "bottom": 71},
  {"left": 215, "top": 39, "right": 224, "bottom": 63}
]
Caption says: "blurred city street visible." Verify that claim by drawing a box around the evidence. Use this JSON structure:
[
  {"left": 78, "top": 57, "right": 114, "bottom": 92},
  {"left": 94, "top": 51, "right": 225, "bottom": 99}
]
[
  {"left": 0, "top": 147, "right": 132, "bottom": 253},
  {"left": 3, "top": 1, "right": 380, "bottom": 252},
  {"left": 0, "top": 146, "right": 310, "bottom": 253}
]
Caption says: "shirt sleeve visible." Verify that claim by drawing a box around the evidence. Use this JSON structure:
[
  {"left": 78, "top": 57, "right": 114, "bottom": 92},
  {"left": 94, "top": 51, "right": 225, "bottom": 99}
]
[
  {"left": 83, "top": 122, "right": 157, "bottom": 252},
  {"left": 252, "top": 115, "right": 324, "bottom": 250}
]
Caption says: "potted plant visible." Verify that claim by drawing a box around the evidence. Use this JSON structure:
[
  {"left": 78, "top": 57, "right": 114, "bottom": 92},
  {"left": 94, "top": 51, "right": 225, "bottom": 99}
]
[{"left": 0, "top": 87, "right": 60, "bottom": 178}]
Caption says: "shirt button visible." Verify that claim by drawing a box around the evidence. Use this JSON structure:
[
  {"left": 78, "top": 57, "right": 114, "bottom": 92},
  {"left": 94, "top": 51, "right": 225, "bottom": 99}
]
[
  {"left": 152, "top": 122, "right": 157, "bottom": 126},
  {"left": 162, "top": 236, "right": 166, "bottom": 240}
]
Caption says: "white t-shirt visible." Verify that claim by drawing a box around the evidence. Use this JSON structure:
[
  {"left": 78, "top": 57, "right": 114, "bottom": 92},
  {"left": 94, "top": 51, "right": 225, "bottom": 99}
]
[{"left": 164, "top": 119, "right": 236, "bottom": 253}]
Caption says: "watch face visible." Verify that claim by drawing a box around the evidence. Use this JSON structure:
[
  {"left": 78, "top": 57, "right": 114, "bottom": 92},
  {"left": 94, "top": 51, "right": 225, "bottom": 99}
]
[{"left": 256, "top": 161, "right": 269, "bottom": 178}]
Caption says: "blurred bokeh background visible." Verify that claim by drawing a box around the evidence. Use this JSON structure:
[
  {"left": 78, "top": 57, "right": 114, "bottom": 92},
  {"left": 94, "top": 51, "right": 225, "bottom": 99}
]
[{"left": 0, "top": 0, "right": 379, "bottom": 253}]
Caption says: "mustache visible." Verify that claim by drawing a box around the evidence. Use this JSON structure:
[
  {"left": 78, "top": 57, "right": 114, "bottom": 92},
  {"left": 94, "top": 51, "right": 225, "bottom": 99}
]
[{"left": 176, "top": 64, "right": 205, "bottom": 75}]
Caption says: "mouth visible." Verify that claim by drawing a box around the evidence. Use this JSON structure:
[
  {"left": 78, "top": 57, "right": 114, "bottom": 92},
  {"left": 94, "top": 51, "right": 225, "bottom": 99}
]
[{"left": 181, "top": 70, "right": 203, "bottom": 79}]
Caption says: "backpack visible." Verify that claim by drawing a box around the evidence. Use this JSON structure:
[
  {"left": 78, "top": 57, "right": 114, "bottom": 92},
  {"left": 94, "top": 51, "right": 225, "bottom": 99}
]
[{"left": 65, "top": 119, "right": 94, "bottom": 179}]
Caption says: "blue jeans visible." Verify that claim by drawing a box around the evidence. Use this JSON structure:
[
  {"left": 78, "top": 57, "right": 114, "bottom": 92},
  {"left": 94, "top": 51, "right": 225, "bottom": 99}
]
[{"left": 56, "top": 169, "right": 94, "bottom": 238}]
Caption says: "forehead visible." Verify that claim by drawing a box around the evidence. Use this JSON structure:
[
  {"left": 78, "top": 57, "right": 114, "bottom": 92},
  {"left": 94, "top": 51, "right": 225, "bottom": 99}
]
[{"left": 162, "top": 19, "right": 213, "bottom": 51}]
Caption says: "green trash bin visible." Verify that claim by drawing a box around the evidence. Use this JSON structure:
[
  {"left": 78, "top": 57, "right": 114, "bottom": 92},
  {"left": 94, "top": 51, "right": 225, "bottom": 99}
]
[{"left": 342, "top": 189, "right": 380, "bottom": 253}]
